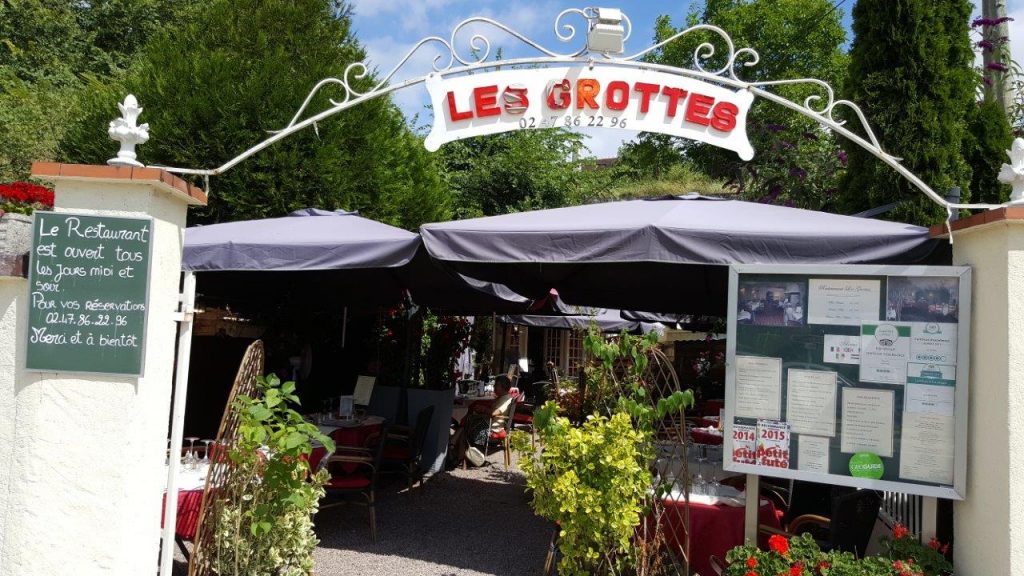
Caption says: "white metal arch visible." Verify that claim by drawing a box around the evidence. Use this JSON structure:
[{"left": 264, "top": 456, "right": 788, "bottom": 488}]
[{"left": 158, "top": 6, "right": 1007, "bottom": 215}]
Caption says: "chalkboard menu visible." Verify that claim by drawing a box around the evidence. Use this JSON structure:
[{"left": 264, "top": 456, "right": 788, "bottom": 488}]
[
  {"left": 26, "top": 211, "right": 153, "bottom": 376},
  {"left": 723, "top": 264, "right": 970, "bottom": 500}
]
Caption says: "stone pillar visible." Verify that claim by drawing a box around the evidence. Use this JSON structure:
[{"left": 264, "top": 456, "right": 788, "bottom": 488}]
[
  {"left": 0, "top": 164, "right": 204, "bottom": 575},
  {"left": 932, "top": 208, "right": 1024, "bottom": 576}
]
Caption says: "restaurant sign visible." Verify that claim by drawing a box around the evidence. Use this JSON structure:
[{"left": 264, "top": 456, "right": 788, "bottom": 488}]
[{"left": 424, "top": 67, "right": 755, "bottom": 159}]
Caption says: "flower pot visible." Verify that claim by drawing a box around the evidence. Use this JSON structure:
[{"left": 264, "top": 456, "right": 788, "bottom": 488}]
[{"left": 0, "top": 212, "right": 32, "bottom": 255}]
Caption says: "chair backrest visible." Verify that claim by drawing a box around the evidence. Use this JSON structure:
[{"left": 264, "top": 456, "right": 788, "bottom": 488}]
[
  {"left": 366, "top": 422, "right": 390, "bottom": 484},
  {"left": 412, "top": 405, "right": 435, "bottom": 456},
  {"left": 828, "top": 489, "right": 881, "bottom": 557},
  {"left": 502, "top": 398, "right": 517, "bottom": 434}
]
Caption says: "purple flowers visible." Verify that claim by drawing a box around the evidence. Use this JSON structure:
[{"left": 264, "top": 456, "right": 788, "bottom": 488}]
[
  {"left": 978, "top": 39, "right": 996, "bottom": 52},
  {"left": 972, "top": 16, "right": 1014, "bottom": 28},
  {"left": 789, "top": 167, "right": 808, "bottom": 180},
  {"left": 986, "top": 62, "right": 1010, "bottom": 72},
  {"left": 837, "top": 150, "right": 848, "bottom": 167},
  {"left": 766, "top": 123, "right": 786, "bottom": 133}
]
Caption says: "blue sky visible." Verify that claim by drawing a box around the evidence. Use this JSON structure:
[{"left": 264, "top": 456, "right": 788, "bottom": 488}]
[{"left": 346, "top": 1, "right": 1021, "bottom": 158}]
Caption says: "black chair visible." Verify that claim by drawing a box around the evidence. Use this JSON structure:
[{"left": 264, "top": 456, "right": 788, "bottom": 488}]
[
  {"left": 761, "top": 488, "right": 881, "bottom": 558},
  {"left": 320, "top": 422, "right": 389, "bottom": 542},
  {"left": 381, "top": 405, "right": 434, "bottom": 489}
]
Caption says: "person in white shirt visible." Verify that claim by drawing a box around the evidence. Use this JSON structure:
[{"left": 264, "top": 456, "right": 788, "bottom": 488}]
[{"left": 449, "top": 376, "right": 514, "bottom": 466}]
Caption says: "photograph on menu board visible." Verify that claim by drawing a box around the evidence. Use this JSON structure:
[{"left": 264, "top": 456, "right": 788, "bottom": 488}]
[
  {"left": 886, "top": 276, "right": 959, "bottom": 323},
  {"left": 736, "top": 280, "right": 805, "bottom": 326}
]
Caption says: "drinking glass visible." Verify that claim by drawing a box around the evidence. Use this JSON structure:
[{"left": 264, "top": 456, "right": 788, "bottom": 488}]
[
  {"left": 693, "top": 443, "right": 708, "bottom": 495},
  {"left": 184, "top": 437, "right": 199, "bottom": 471},
  {"left": 202, "top": 439, "right": 214, "bottom": 463}
]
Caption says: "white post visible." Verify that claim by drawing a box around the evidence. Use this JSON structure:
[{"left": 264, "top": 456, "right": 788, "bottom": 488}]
[
  {"left": 159, "top": 271, "right": 196, "bottom": 575},
  {"left": 0, "top": 163, "right": 204, "bottom": 575},
  {"left": 933, "top": 201, "right": 1024, "bottom": 575},
  {"left": 744, "top": 473, "right": 760, "bottom": 542}
]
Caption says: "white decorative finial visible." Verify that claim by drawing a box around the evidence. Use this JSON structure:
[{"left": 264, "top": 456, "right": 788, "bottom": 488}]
[
  {"left": 107, "top": 94, "right": 149, "bottom": 167},
  {"left": 998, "top": 138, "right": 1024, "bottom": 204}
]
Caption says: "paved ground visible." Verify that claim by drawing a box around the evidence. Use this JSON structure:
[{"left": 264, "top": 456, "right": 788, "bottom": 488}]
[{"left": 171, "top": 450, "right": 553, "bottom": 575}]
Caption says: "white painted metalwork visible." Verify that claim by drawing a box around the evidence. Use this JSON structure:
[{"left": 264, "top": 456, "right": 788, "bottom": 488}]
[
  {"left": 107, "top": 95, "right": 149, "bottom": 167},
  {"left": 998, "top": 137, "right": 1024, "bottom": 204},
  {"left": 155, "top": 7, "right": 1008, "bottom": 213},
  {"left": 159, "top": 271, "right": 196, "bottom": 576}
]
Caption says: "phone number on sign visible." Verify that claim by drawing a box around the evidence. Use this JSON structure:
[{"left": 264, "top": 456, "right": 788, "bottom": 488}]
[{"left": 517, "top": 115, "right": 629, "bottom": 129}]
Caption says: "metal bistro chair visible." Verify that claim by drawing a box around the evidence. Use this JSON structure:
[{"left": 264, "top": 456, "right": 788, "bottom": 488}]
[
  {"left": 320, "top": 422, "right": 390, "bottom": 542},
  {"left": 467, "top": 399, "right": 517, "bottom": 469},
  {"left": 381, "top": 405, "right": 435, "bottom": 489}
]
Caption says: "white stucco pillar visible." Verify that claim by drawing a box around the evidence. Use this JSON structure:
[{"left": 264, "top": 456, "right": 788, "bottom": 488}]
[
  {"left": 0, "top": 163, "right": 204, "bottom": 575},
  {"left": 933, "top": 208, "right": 1024, "bottom": 576}
]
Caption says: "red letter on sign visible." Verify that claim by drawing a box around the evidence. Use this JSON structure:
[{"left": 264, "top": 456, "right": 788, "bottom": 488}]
[
  {"left": 710, "top": 101, "right": 738, "bottom": 132},
  {"left": 605, "top": 81, "right": 630, "bottom": 111},
  {"left": 685, "top": 93, "right": 714, "bottom": 126},
  {"left": 633, "top": 82, "right": 660, "bottom": 113},
  {"left": 576, "top": 79, "right": 600, "bottom": 109},
  {"left": 661, "top": 87, "right": 689, "bottom": 118},
  {"left": 446, "top": 91, "right": 473, "bottom": 121},
  {"left": 547, "top": 79, "right": 571, "bottom": 109},
  {"left": 473, "top": 85, "right": 501, "bottom": 117}
]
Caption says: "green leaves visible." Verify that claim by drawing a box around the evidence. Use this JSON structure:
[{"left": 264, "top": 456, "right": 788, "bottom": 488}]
[{"left": 214, "top": 373, "right": 329, "bottom": 575}]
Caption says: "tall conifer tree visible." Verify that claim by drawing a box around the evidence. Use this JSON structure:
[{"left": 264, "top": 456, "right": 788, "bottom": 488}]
[{"left": 839, "top": 0, "right": 976, "bottom": 224}]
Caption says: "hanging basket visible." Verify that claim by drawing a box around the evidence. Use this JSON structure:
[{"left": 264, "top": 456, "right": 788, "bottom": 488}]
[{"left": 0, "top": 212, "right": 33, "bottom": 255}]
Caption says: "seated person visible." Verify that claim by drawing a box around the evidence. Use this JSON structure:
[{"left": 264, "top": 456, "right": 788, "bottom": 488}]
[{"left": 450, "top": 376, "right": 514, "bottom": 464}]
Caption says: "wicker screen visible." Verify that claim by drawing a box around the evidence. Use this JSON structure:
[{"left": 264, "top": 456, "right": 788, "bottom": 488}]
[{"left": 187, "top": 340, "right": 265, "bottom": 576}]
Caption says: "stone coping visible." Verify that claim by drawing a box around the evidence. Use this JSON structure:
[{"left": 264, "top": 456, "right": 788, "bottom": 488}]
[
  {"left": 929, "top": 207, "right": 1024, "bottom": 238},
  {"left": 31, "top": 163, "right": 207, "bottom": 206}
]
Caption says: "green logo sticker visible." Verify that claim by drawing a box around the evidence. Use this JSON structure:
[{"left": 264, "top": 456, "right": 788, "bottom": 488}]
[{"left": 849, "top": 452, "right": 884, "bottom": 479}]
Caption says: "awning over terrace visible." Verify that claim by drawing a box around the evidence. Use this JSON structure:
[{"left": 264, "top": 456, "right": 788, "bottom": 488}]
[
  {"left": 419, "top": 195, "right": 947, "bottom": 315},
  {"left": 182, "top": 208, "right": 532, "bottom": 313}
]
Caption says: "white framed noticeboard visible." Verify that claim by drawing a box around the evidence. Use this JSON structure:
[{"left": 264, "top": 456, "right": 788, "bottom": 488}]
[{"left": 724, "top": 264, "right": 970, "bottom": 500}]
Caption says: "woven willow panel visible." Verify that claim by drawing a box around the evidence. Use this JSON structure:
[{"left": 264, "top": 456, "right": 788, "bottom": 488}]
[
  {"left": 609, "top": 346, "right": 691, "bottom": 576},
  {"left": 187, "top": 340, "right": 265, "bottom": 576}
]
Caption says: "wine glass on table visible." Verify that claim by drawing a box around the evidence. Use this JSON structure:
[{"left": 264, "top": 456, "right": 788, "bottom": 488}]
[
  {"left": 184, "top": 436, "right": 199, "bottom": 471},
  {"left": 693, "top": 443, "right": 708, "bottom": 496},
  {"left": 202, "top": 439, "right": 214, "bottom": 463}
]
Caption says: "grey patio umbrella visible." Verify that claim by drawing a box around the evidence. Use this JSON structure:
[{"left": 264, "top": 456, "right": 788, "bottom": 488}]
[
  {"left": 183, "top": 208, "right": 532, "bottom": 312},
  {"left": 501, "top": 306, "right": 641, "bottom": 333},
  {"left": 420, "top": 195, "right": 947, "bottom": 315}
]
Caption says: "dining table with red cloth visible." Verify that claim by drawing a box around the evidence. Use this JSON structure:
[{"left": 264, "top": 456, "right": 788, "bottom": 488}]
[
  {"left": 662, "top": 496, "right": 781, "bottom": 576},
  {"left": 316, "top": 416, "right": 385, "bottom": 473},
  {"left": 690, "top": 428, "right": 724, "bottom": 446},
  {"left": 161, "top": 489, "right": 204, "bottom": 541}
]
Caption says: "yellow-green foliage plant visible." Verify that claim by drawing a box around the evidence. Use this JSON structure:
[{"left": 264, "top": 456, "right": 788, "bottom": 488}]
[{"left": 513, "top": 326, "right": 693, "bottom": 576}]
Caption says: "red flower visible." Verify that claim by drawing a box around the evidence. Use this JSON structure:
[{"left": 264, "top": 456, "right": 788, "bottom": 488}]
[
  {"left": 892, "top": 523, "right": 909, "bottom": 539},
  {"left": 745, "top": 572, "right": 757, "bottom": 576},
  {"left": 747, "top": 557, "right": 758, "bottom": 568},
  {"left": 790, "top": 564, "right": 803, "bottom": 576},
  {"left": 768, "top": 534, "right": 789, "bottom": 555},
  {"left": 815, "top": 560, "right": 830, "bottom": 574}
]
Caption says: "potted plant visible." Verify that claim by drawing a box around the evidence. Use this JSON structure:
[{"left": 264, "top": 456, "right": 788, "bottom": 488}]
[
  {"left": 513, "top": 326, "right": 694, "bottom": 576},
  {"left": 205, "top": 374, "right": 335, "bottom": 576},
  {"left": 0, "top": 181, "right": 53, "bottom": 254},
  {"left": 724, "top": 525, "right": 953, "bottom": 576}
]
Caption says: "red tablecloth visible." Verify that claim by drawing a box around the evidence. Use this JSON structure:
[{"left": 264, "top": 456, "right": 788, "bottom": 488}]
[
  {"left": 327, "top": 421, "right": 383, "bottom": 473},
  {"left": 161, "top": 489, "right": 204, "bottom": 541},
  {"left": 690, "top": 429, "right": 724, "bottom": 446},
  {"left": 663, "top": 497, "right": 780, "bottom": 576}
]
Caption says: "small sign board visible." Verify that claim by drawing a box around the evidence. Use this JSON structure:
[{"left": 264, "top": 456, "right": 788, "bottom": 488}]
[{"left": 26, "top": 211, "right": 153, "bottom": 376}]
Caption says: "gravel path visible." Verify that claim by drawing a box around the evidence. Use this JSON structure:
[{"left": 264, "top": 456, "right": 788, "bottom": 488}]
[
  {"left": 313, "top": 450, "right": 553, "bottom": 575},
  {"left": 170, "top": 450, "right": 552, "bottom": 575}
]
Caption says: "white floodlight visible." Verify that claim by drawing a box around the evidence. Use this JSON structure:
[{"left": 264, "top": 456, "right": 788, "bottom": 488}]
[{"left": 587, "top": 7, "right": 625, "bottom": 54}]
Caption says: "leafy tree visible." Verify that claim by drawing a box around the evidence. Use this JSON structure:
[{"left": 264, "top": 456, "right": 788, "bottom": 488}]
[
  {"left": 58, "top": 0, "right": 448, "bottom": 228},
  {"left": 838, "top": 0, "right": 977, "bottom": 225},
  {"left": 438, "top": 129, "right": 588, "bottom": 218},
  {"left": 0, "top": 0, "right": 201, "bottom": 181},
  {"left": 640, "top": 1, "right": 849, "bottom": 209}
]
